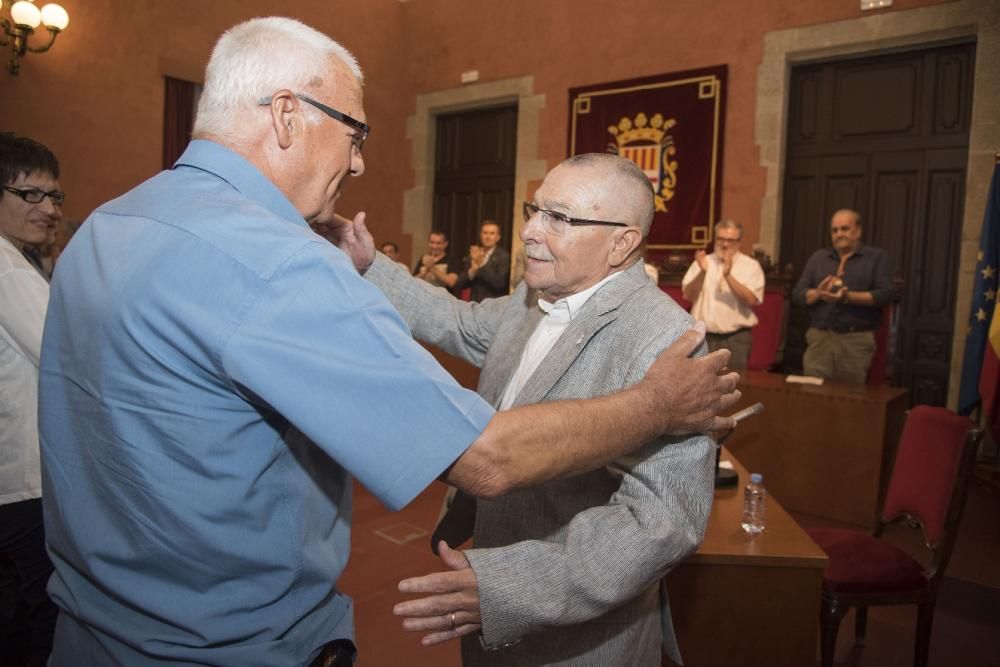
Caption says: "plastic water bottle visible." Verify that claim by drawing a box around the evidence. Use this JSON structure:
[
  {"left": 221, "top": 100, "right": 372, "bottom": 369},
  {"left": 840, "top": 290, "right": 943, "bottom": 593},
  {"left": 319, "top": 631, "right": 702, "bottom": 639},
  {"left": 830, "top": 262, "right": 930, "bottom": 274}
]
[{"left": 741, "top": 473, "right": 766, "bottom": 536}]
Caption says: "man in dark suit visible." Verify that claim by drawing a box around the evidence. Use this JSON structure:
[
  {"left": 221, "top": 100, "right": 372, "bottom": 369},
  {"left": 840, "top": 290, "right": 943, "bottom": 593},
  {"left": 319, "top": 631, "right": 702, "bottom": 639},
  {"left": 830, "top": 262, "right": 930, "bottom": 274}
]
[{"left": 455, "top": 220, "right": 511, "bottom": 301}]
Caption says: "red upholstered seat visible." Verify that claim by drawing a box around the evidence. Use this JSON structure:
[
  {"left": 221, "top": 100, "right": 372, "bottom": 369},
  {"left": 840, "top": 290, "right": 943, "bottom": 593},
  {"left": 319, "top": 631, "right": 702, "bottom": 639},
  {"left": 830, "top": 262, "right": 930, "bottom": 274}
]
[
  {"left": 866, "top": 303, "right": 893, "bottom": 384},
  {"left": 804, "top": 405, "right": 981, "bottom": 667},
  {"left": 658, "top": 283, "right": 784, "bottom": 371},
  {"left": 807, "top": 527, "right": 927, "bottom": 594}
]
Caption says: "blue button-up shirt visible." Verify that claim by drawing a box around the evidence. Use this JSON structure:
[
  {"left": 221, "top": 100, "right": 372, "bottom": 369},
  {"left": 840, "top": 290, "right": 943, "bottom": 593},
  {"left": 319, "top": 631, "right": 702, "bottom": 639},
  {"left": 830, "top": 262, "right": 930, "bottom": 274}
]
[{"left": 39, "top": 140, "right": 495, "bottom": 666}]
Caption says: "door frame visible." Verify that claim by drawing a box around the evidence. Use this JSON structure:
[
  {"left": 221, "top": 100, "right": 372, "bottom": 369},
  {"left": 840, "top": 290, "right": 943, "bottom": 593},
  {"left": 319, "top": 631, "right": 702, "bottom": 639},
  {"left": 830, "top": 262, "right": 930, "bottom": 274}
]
[
  {"left": 754, "top": 0, "right": 999, "bottom": 408},
  {"left": 404, "top": 76, "right": 547, "bottom": 280}
]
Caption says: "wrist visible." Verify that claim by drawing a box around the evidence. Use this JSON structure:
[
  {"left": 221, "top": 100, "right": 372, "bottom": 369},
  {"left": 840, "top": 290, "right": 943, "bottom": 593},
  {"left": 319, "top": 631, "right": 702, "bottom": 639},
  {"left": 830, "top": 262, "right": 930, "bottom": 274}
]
[{"left": 841, "top": 289, "right": 849, "bottom": 303}]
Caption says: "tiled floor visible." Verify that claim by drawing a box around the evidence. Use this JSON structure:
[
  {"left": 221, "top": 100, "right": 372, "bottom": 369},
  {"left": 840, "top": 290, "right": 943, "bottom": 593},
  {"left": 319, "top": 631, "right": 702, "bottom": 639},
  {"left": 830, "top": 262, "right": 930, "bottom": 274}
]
[
  {"left": 342, "top": 469, "right": 1000, "bottom": 666},
  {"left": 339, "top": 481, "right": 461, "bottom": 667}
]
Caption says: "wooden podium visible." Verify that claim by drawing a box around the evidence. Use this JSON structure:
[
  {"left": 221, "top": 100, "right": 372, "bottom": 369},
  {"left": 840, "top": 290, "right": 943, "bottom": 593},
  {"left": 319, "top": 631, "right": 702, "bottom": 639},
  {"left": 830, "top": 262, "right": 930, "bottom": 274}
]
[
  {"left": 725, "top": 371, "right": 908, "bottom": 528},
  {"left": 664, "top": 449, "right": 827, "bottom": 667}
]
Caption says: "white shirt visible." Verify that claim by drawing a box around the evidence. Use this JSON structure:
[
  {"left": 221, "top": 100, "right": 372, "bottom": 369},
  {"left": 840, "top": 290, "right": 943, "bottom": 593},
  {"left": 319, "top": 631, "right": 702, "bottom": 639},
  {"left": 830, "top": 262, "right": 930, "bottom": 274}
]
[
  {"left": 681, "top": 251, "right": 765, "bottom": 334},
  {"left": 0, "top": 234, "right": 49, "bottom": 505},
  {"left": 499, "top": 271, "right": 621, "bottom": 409}
]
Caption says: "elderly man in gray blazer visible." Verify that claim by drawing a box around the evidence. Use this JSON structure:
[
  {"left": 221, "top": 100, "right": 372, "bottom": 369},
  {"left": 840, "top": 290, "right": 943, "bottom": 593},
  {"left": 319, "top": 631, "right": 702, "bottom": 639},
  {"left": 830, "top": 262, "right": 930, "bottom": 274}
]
[{"left": 369, "top": 153, "right": 714, "bottom": 666}]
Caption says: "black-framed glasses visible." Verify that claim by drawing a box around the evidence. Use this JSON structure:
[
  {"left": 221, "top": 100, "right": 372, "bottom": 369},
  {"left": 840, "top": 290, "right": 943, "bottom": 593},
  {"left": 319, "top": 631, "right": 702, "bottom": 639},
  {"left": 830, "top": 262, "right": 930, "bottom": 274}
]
[
  {"left": 3, "top": 186, "right": 65, "bottom": 206},
  {"left": 258, "top": 92, "right": 369, "bottom": 153},
  {"left": 522, "top": 201, "right": 628, "bottom": 236}
]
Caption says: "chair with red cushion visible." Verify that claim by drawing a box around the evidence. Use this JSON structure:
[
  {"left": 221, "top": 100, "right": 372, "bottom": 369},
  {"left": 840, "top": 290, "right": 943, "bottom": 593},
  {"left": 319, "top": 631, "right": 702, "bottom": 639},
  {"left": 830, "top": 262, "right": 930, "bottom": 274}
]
[
  {"left": 866, "top": 303, "right": 894, "bottom": 385},
  {"left": 805, "top": 406, "right": 982, "bottom": 667}
]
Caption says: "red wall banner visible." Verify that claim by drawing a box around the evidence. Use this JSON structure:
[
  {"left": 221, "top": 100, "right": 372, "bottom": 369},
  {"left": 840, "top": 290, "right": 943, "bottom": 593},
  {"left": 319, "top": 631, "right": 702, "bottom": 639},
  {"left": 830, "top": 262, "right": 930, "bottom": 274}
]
[{"left": 568, "top": 66, "right": 727, "bottom": 258}]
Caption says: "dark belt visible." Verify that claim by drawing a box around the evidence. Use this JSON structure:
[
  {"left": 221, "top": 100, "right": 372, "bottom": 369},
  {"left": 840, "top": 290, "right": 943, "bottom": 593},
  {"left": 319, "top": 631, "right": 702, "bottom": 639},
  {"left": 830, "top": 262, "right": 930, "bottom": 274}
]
[
  {"left": 308, "top": 639, "right": 357, "bottom": 667},
  {"left": 827, "top": 323, "right": 875, "bottom": 333}
]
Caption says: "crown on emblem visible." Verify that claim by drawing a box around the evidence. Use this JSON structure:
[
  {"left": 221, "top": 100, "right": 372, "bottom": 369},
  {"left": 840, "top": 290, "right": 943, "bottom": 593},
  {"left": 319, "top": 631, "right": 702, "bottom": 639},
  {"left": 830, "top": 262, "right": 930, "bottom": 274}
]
[{"left": 607, "top": 113, "right": 677, "bottom": 147}]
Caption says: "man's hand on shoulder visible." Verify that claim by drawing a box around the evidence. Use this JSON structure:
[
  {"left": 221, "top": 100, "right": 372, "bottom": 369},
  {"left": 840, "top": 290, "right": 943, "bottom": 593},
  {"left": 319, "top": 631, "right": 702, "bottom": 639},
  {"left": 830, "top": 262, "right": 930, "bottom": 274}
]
[
  {"left": 329, "top": 212, "right": 376, "bottom": 273},
  {"left": 639, "top": 322, "right": 741, "bottom": 434}
]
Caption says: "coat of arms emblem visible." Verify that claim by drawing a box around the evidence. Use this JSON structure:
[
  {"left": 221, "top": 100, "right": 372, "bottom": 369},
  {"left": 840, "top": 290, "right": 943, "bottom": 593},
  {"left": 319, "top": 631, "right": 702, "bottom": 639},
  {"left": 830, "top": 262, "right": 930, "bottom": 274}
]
[{"left": 607, "top": 112, "right": 678, "bottom": 213}]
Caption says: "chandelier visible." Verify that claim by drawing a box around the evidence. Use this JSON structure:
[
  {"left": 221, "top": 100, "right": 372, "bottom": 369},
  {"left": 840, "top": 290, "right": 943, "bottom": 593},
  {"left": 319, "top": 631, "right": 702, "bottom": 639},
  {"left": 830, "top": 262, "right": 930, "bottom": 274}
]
[{"left": 0, "top": 0, "right": 69, "bottom": 75}]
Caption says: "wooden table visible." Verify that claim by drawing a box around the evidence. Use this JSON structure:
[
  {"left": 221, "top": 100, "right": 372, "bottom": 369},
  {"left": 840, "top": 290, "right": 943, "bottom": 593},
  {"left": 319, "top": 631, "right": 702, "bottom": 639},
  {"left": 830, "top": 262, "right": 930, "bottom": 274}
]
[
  {"left": 725, "top": 371, "right": 908, "bottom": 528},
  {"left": 664, "top": 450, "right": 828, "bottom": 667}
]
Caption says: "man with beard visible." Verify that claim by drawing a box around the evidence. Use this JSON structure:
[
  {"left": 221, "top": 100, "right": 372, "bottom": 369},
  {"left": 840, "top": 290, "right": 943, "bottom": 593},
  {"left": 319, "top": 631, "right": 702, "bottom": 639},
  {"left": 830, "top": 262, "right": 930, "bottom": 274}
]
[{"left": 681, "top": 219, "right": 765, "bottom": 370}]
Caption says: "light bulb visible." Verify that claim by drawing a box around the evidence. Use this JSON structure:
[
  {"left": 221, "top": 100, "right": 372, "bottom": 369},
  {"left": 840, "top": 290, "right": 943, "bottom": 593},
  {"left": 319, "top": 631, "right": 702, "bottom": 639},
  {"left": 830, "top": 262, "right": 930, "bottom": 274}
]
[
  {"left": 10, "top": 1, "right": 42, "bottom": 29},
  {"left": 40, "top": 3, "right": 69, "bottom": 30}
]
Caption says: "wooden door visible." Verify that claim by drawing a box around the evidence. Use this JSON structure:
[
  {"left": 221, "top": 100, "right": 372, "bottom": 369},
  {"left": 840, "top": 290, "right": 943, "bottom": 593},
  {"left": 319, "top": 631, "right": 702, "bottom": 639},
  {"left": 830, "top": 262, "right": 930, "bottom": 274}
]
[
  {"left": 432, "top": 105, "right": 518, "bottom": 262},
  {"left": 779, "top": 41, "right": 975, "bottom": 405}
]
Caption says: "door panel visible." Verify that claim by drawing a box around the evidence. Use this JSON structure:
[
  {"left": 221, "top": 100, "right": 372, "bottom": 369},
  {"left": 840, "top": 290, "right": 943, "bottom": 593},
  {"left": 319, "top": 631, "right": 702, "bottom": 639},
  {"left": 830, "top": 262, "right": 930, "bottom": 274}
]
[
  {"left": 433, "top": 105, "right": 518, "bottom": 267},
  {"left": 779, "top": 42, "right": 974, "bottom": 406}
]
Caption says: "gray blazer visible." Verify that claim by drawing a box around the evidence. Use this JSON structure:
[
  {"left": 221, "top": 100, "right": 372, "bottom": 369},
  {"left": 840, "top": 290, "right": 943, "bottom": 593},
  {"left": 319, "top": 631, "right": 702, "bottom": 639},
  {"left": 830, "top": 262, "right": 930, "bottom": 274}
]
[{"left": 367, "top": 256, "right": 714, "bottom": 666}]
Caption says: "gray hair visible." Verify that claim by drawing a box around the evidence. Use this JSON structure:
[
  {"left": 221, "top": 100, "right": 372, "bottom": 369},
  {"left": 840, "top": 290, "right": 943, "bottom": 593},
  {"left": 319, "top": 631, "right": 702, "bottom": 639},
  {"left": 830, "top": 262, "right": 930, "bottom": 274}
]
[
  {"left": 193, "top": 17, "right": 363, "bottom": 142},
  {"left": 562, "top": 153, "right": 655, "bottom": 236},
  {"left": 714, "top": 219, "right": 743, "bottom": 239}
]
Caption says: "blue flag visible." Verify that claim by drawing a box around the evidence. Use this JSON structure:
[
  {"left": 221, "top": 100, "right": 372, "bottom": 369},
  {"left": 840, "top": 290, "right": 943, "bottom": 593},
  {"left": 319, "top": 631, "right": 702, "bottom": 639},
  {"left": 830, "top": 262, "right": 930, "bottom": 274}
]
[{"left": 958, "top": 162, "right": 1000, "bottom": 414}]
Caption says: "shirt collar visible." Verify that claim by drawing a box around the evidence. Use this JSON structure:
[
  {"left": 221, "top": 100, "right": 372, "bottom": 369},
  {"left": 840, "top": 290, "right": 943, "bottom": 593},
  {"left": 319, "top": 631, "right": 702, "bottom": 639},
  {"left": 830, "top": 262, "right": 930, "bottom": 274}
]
[
  {"left": 537, "top": 271, "right": 623, "bottom": 321},
  {"left": 827, "top": 243, "right": 867, "bottom": 260},
  {"left": 174, "top": 140, "right": 306, "bottom": 229}
]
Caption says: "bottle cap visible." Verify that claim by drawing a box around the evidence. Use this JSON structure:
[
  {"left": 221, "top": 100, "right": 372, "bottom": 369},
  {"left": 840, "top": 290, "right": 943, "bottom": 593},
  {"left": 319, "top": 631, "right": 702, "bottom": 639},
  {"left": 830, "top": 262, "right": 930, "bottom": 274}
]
[{"left": 750, "top": 473, "right": 763, "bottom": 484}]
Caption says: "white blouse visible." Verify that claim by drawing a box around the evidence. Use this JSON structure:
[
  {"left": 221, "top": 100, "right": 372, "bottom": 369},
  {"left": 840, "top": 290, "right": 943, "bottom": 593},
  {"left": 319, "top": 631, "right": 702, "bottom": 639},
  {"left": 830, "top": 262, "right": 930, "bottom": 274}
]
[{"left": 0, "top": 234, "right": 49, "bottom": 505}]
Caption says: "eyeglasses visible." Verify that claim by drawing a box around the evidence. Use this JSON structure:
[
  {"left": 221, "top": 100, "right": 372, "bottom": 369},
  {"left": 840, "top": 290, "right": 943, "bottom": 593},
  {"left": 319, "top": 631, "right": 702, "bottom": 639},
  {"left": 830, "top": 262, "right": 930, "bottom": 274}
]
[
  {"left": 521, "top": 201, "right": 628, "bottom": 236},
  {"left": 714, "top": 236, "right": 741, "bottom": 245},
  {"left": 3, "top": 186, "right": 65, "bottom": 206},
  {"left": 258, "top": 92, "right": 369, "bottom": 153}
]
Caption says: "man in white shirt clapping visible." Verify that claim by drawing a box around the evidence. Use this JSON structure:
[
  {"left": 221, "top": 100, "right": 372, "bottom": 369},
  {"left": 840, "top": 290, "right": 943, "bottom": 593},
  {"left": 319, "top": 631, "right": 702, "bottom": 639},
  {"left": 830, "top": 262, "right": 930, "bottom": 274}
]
[{"left": 682, "top": 219, "right": 766, "bottom": 370}]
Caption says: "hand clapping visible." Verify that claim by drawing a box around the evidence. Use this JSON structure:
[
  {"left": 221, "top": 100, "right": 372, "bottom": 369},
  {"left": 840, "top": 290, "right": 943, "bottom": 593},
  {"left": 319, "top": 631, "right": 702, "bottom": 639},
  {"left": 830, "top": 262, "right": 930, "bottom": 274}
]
[{"left": 816, "top": 274, "right": 846, "bottom": 302}]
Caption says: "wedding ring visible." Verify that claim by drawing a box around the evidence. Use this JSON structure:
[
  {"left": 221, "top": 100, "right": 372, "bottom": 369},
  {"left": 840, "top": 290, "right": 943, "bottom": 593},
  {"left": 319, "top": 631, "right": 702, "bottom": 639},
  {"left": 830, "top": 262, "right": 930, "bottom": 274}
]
[{"left": 450, "top": 611, "right": 456, "bottom": 629}]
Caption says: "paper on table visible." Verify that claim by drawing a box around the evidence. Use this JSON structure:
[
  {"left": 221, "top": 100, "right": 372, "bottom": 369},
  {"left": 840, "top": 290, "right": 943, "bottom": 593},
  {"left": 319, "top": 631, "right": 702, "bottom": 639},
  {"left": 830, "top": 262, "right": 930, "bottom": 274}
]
[{"left": 786, "top": 374, "right": 824, "bottom": 386}]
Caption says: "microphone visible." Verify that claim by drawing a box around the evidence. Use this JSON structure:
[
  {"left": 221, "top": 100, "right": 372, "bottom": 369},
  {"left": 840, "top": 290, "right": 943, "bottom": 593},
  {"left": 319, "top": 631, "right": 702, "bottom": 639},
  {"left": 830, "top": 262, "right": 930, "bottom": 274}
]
[
  {"left": 729, "top": 401, "right": 765, "bottom": 425},
  {"left": 715, "top": 402, "right": 765, "bottom": 488}
]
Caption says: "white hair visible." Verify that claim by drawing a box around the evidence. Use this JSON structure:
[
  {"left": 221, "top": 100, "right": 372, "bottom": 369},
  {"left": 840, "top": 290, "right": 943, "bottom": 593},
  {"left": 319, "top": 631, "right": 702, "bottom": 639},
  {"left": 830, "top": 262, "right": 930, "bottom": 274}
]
[
  {"left": 193, "top": 17, "right": 363, "bottom": 141},
  {"left": 715, "top": 219, "right": 743, "bottom": 238}
]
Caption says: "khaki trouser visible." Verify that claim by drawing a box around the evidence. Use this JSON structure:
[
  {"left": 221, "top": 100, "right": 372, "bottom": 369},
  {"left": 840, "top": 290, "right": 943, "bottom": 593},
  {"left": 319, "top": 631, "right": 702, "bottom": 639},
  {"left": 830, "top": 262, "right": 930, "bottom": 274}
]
[
  {"left": 706, "top": 328, "right": 753, "bottom": 370},
  {"left": 802, "top": 327, "right": 875, "bottom": 385}
]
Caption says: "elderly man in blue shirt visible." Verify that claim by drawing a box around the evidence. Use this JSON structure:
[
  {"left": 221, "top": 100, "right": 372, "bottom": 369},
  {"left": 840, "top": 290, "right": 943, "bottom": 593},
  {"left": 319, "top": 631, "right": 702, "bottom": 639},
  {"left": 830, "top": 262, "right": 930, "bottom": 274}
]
[{"left": 39, "top": 17, "right": 739, "bottom": 667}]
